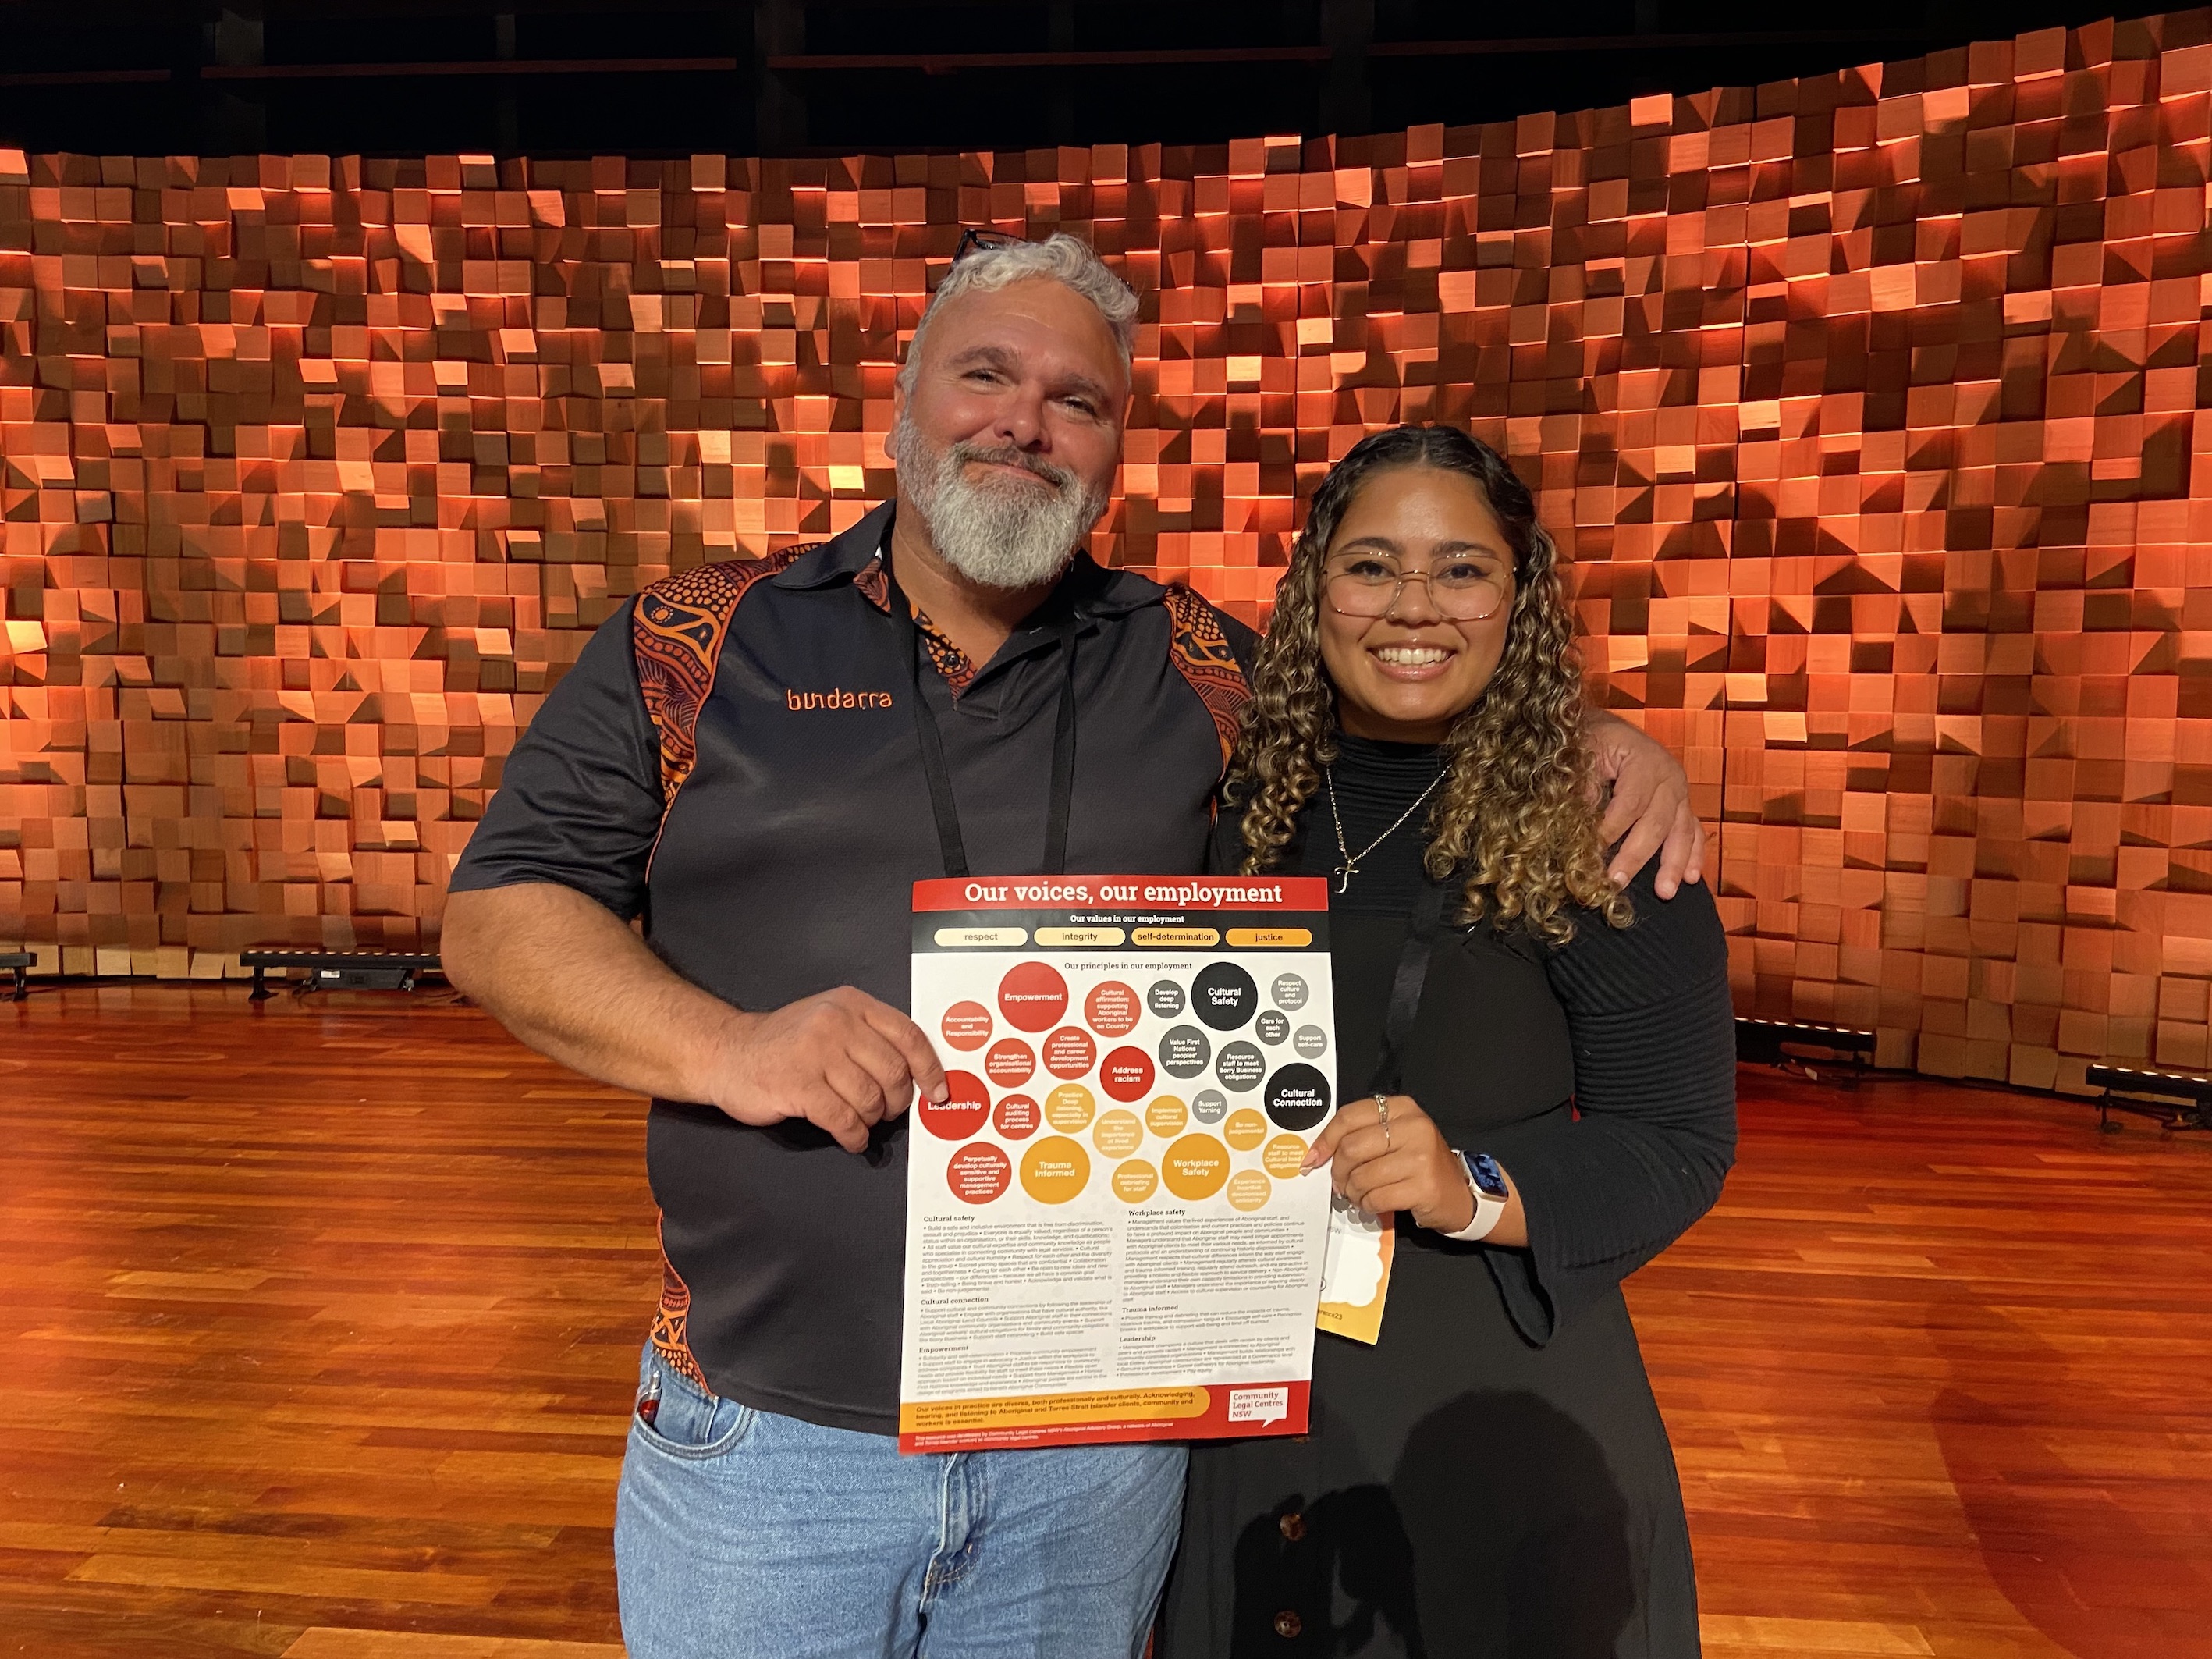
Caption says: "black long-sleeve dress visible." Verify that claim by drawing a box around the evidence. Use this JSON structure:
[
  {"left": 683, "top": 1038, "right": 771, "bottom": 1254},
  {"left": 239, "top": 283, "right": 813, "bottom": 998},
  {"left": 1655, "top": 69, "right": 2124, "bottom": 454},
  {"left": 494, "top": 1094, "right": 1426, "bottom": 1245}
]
[{"left": 1159, "top": 734, "right": 1738, "bottom": 1659}]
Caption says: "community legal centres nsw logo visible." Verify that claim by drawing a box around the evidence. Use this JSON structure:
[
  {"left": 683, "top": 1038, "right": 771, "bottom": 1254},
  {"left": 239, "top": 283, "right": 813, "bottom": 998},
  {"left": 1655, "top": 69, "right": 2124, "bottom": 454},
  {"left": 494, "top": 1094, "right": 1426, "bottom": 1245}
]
[{"left": 786, "top": 687, "right": 896, "bottom": 710}]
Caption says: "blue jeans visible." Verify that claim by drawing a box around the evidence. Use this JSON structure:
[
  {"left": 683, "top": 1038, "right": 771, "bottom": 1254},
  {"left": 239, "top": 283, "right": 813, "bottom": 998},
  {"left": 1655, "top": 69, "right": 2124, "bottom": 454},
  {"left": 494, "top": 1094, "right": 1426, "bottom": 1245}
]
[{"left": 614, "top": 1344, "right": 1188, "bottom": 1659}]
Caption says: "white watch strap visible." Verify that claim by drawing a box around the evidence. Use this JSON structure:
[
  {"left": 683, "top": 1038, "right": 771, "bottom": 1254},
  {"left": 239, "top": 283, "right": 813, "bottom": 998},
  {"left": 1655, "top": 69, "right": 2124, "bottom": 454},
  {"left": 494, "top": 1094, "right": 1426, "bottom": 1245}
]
[{"left": 1440, "top": 1151, "right": 1508, "bottom": 1242}]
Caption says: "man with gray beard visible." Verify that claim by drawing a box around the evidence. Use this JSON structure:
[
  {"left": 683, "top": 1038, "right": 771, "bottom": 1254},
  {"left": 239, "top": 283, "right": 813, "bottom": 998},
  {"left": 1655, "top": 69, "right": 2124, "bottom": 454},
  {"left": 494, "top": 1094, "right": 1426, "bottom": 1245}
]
[{"left": 438, "top": 233, "right": 1702, "bottom": 1658}]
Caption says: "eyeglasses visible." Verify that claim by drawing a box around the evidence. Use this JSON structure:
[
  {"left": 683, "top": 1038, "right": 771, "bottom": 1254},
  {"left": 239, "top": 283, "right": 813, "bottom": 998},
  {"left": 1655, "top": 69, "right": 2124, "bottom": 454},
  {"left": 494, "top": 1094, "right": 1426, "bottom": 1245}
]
[
  {"left": 1323, "top": 553, "right": 1513, "bottom": 622},
  {"left": 955, "top": 227, "right": 1023, "bottom": 260}
]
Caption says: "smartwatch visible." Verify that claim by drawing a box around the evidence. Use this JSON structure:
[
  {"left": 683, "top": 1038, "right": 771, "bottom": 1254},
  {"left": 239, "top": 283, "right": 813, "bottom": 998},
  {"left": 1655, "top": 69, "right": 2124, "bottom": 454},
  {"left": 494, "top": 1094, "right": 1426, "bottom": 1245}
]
[{"left": 1439, "top": 1151, "right": 1511, "bottom": 1242}]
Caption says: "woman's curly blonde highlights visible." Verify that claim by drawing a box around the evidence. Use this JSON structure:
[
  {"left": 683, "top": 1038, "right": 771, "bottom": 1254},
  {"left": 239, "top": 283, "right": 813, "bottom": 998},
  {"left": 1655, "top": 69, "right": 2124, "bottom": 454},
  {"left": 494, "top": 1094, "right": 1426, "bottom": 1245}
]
[{"left": 1232, "top": 425, "right": 1631, "bottom": 943}]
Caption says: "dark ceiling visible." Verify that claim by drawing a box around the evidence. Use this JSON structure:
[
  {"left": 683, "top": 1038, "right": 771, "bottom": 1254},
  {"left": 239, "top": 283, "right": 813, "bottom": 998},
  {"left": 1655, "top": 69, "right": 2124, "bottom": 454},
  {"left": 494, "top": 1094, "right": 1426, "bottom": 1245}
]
[{"left": 0, "top": 1, "right": 2129, "bottom": 158}]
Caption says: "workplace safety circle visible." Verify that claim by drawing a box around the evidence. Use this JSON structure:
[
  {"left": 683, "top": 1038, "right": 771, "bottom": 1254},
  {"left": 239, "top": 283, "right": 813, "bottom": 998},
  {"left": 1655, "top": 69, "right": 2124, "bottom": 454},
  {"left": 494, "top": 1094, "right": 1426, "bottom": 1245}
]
[
  {"left": 1191, "top": 962, "right": 1258, "bottom": 1032},
  {"left": 1092, "top": 1109, "right": 1144, "bottom": 1159},
  {"left": 921, "top": 1071, "right": 991, "bottom": 1141},
  {"left": 998, "top": 961, "right": 1069, "bottom": 1032},
  {"left": 1043, "top": 1026, "right": 1097, "bottom": 1079},
  {"left": 1264, "top": 1063, "right": 1332, "bottom": 1131},
  {"left": 947, "top": 1142, "right": 1011, "bottom": 1204},
  {"left": 1020, "top": 1135, "right": 1090, "bottom": 1203},
  {"left": 1085, "top": 980, "right": 1141, "bottom": 1036},
  {"left": 940, "top": 1001, "right": 992, "bottom": 1051},
  {"left": 993, "top": 1092, "right": 1040, "bottom": 1140},
  {"left": 1162, "top": 1133, "right": 1230, "bottom": 1201},
  {"left": 1100, "top": 1046, "right": 1156, "bottom": 1102},
  {"left": 985, "top": 1039, "right": 1035, "bottom": 1087}
]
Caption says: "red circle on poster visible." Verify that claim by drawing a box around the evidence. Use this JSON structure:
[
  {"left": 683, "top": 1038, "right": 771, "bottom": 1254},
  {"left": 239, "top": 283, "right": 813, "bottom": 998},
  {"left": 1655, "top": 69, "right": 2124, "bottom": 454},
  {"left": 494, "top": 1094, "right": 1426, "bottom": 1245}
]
[
  {"left": 1085, "top": 980, "right": 1141, "bottom": 1037},
  {"left": 993, "top": 1092, "right": 1040, "bottom": 1140},
  {"left": 920, "top": 1071, "right": 991, "bottom": 1141},
  {"left": 997, "top": 962, "right": 1069, "bottom": 1032},
  {"left": 946, "top": 1142, "right": 1012, "bottom": 1204},
  {"left": 1042, "top": 1025, "right": 1098, "bottom": 1080},
  {"left": 985, "top": 1039, "right": 1036, "bottom": 1087},
  {"left": 1099, "top": 1046, "right": 1156, "bottom": 1103},
  {"left": 939, "top": 1001, "right": 992, "bottom": 1051}
]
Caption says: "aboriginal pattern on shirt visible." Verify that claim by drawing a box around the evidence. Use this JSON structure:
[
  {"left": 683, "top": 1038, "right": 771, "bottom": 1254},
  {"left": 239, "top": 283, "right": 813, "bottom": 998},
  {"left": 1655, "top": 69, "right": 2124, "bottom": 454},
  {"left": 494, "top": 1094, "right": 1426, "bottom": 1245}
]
[
  {"left": 632, "top": 546, "right": 814, "bottom": 818},
  {"left": 650, "top": 1220, "right": 709, "bottom": 1389},
  {"left": 854, "top": 554, "right": 980, "bottom": 695},
  {"left": 1162, "top": 583, "right": 1251, "bottom": 770}
]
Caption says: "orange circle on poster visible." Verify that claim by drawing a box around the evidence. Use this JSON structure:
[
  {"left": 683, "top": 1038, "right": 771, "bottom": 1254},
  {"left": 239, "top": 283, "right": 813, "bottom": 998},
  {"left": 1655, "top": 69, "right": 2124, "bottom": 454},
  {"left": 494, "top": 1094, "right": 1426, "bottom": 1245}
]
[
  {"left": 1042, "top": 1025, "right": 1097, "bottom": 1079},
  {"left": 1223, "top": 1108, "right": 1268, "bottom": 1152},
  {"left": 1044, "top": 1082, "right": 1096, "bottom": 1132},
  {"left": 1145, "top": 1095, "right": 1188, "bottom": 1138},
  {"left": 921, "top": 1071, "right": 991, "bottom": 1141},
  {"left": 1162, "top": 1134, "right": 1230, "bottom": 1202},
  {"left": 1092, "top": 1109, "right": 1143, "bottom": 1158},
  {"left": 1019, "top": 1136, "right": 1090, "bottom": 1204},
  {"left": 1112, "top": 1159, "right": 1159, "bottom": 1203},
  {"left": 947, "top": 1142, "right": 1011, "bottom": 1203},
  {"left": 993, "top": 1092, "right": 1040, "bottom": 1140},
  {"left": 1085, "top": 979, "right": 1142, "bottom": 1037},
  {"left": 939, "top": 1000, "right": 992, "bottom": 1051},
  {"left": 985, "top": 1038, "right": 1035, "bottom": 1087},
  {"left": 1227, "top": 1169, "right": 1273, "bottom": 1212},
  {"left": 1099, "top": 1046, "right": 1156, "bottom": 1103},
  {"left": 998, "top": 961, "right": 1069, "bottom": 1032},
  {"left": 1262, "top": 1133, "right": 1308, "bottom": 1178}
]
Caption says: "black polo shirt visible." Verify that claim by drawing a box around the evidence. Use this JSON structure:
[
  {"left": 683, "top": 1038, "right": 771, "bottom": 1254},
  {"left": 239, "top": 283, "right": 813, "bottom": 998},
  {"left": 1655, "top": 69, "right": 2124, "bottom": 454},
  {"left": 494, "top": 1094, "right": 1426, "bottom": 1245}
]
[{"left": 452, "top": 501, "right": 1255, "bottom": 1433}]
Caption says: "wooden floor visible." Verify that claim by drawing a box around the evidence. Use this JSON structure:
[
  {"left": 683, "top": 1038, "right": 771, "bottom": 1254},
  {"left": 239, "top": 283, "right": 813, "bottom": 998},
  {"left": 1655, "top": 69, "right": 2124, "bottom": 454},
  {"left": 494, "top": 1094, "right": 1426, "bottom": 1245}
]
[{"left": 4, "top": 988, "right": 2209, "bottom": 1659}]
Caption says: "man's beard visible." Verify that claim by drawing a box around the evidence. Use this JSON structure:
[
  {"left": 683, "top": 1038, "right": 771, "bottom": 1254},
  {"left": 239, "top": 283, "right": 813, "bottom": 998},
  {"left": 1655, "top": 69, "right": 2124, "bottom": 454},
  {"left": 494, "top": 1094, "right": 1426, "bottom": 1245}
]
[{"left": 893, "top": 410, "right": 1110, "bottom": 590}]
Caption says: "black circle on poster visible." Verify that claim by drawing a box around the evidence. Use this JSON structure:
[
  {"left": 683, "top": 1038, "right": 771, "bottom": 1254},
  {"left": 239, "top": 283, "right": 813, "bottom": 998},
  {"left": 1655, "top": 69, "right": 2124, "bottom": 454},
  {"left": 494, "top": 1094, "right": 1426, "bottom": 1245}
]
[
  {"left": 1159, "top": 1025, "right": 1211, "bottom": 1078},
  {"left": 1264, "top": 1063, "right": 1332, "bottom": 1131},
  {"left": 1216, "top": 1040, "right": 1266, "bottom": 1092},
  {"left": 1148, "top": 979, "right": 1186, "bottom": 1018},
  {"left": 1191, "top": 962, "right": 1258, "bottom": 1032}
]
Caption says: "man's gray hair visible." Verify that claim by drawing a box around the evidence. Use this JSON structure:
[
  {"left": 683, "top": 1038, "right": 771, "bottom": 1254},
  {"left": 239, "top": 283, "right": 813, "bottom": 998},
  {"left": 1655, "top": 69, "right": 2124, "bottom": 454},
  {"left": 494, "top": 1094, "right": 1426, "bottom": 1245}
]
[{"left": 897, "top": 232, "right": 1140, "bottom": 396}]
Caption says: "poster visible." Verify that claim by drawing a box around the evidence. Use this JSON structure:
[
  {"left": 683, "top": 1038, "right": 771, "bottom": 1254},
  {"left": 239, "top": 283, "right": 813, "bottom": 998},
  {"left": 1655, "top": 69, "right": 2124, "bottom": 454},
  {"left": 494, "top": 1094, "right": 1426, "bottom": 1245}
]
[{"left": 899, "top": 874, "right": 1337, "bottom": 1453}]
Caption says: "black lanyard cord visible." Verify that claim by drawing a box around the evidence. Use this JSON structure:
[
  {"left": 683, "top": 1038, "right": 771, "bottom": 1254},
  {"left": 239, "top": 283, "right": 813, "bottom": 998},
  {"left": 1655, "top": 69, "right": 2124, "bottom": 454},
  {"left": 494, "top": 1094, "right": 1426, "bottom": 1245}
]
[
  {"left": 893, "top": 582, "right": 1078, "bottom": 880},
  {"left": 1368, "top": 875, "right": 1451, "bottom": 1098}
]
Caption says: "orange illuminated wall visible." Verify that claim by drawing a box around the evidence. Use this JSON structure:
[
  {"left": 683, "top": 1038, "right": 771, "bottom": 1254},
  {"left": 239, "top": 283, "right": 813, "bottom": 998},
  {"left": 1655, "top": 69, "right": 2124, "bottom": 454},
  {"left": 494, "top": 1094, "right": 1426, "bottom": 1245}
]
[{"left": 4, "top": 10, "right": 2211, "bottom": 1089}]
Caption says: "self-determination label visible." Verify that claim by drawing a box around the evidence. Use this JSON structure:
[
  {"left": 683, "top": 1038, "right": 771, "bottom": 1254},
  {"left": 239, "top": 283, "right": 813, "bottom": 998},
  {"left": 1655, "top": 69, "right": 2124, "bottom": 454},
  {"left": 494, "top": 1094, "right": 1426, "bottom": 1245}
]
[{"left": 899, "top": 875, "right": 1337, "bottom": 1453}]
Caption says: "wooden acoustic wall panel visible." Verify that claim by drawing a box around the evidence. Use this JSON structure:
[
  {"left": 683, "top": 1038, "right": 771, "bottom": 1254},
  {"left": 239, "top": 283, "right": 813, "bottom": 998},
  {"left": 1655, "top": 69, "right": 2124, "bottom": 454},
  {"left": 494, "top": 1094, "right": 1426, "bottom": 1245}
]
[{"left": 2, "top": 11, "right": 2210, "bottom": 1090}]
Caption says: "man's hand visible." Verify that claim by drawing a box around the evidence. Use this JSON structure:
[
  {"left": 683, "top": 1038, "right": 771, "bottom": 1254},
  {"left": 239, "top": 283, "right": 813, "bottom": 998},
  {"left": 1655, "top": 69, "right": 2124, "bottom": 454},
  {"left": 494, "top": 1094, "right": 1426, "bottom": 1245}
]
[
  {"left": 712, "top": 987, "right": 949, "bottom": 1155},
  {"left": 1585, "top": 709, "right": 1705, "bottom": 897},
  {"left": 1300, "top": 1094, "right": 1472, "bottom": 1233}
]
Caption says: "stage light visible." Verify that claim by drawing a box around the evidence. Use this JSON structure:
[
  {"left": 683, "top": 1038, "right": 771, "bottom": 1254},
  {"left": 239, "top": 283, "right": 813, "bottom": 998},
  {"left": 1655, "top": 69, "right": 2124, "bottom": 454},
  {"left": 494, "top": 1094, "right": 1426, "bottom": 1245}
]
[
  {"left": 1735, "top": 1018, "right": 1875, "bottom": 1082},
  {"left": 240, "top": 950, "right": 442, "bottom": 1001},
  {"left": 2082, "top": 1065, "right": 2212, "bottom": 1135}
]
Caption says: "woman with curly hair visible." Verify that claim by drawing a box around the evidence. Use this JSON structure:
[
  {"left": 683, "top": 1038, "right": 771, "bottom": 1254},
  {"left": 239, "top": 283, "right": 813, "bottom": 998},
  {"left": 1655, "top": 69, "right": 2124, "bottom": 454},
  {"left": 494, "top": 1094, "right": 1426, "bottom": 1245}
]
[{"left": 1158, "top": 425, "right": 1736, "bottom": 1658}]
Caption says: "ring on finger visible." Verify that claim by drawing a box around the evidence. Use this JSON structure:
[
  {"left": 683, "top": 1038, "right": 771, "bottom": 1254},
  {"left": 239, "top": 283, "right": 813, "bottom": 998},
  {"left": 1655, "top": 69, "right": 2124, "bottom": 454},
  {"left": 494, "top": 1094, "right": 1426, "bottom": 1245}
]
[{"left": 1373, "top": 1091, "right": 1391, "bottom": 1149}]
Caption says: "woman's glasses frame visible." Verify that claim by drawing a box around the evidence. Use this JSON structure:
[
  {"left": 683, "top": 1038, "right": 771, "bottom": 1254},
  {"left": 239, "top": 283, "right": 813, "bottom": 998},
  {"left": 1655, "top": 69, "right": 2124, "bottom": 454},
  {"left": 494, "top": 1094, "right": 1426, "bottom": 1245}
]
[
  {"left": 954, "top": 227, "right": 1024, "bottom": 261},
  {"left": 1323, "top": 557, "right": 1514, "bottom": 623}
]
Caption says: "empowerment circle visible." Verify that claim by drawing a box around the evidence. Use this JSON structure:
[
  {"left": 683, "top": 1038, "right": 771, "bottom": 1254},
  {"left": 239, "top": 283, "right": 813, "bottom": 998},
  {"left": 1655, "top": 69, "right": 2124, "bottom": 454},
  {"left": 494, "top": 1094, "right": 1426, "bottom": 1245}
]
[
  {"left": 997, "top": 961, "right": 1069, "bottom": 1032},
  {"left": 1191, "top": 962, "right": 1258, "bottom": 1032},
  {"left": 1264, "top": 1062, "right": 1333, "bottom": 1131}
]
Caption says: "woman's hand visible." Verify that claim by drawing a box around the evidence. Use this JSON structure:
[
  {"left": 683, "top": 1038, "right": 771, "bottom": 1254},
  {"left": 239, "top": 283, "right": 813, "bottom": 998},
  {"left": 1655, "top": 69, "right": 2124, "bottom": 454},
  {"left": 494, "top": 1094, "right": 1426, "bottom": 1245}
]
[{"left": 1301, "top": 1093, "right": 1474, "bottom": 1234}]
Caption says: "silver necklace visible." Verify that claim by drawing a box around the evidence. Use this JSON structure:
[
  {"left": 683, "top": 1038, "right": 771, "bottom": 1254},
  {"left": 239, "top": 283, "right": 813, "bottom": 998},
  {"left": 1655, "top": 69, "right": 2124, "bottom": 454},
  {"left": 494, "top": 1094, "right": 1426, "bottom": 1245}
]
[{"left": 1324, "top": 765, "right": 1447, "bottom": 894}]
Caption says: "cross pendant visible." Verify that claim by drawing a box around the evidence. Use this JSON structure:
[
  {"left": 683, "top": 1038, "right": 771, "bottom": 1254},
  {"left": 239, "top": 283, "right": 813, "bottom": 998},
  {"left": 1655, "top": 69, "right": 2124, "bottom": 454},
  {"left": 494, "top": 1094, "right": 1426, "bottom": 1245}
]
[{"left": 1333, "top": 862, "right": 1357, "bottom": 894}]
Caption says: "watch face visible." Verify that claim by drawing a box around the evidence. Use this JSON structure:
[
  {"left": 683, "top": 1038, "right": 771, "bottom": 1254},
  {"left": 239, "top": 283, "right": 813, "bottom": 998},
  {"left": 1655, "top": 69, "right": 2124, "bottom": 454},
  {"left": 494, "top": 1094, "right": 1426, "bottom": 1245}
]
[{"left": 1468, "top": 1153, "right": 1510, "bottom": 1201}]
